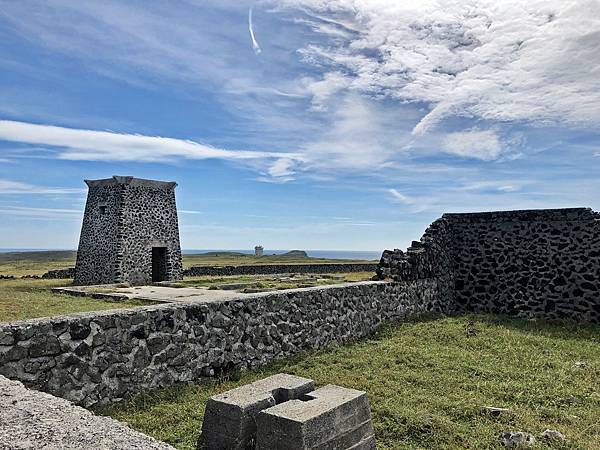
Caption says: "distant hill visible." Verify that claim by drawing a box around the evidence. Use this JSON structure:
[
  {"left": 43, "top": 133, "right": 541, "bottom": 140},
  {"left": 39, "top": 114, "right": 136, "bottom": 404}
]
[
  {"left": 279, "top": 250, "right": 308, "bottom": 258},
  {"left": 196, "top": 251, "right": 248, "bottom": 257},
  {"left": 0, "top": 250, "right": 76, "bottom": 263}
]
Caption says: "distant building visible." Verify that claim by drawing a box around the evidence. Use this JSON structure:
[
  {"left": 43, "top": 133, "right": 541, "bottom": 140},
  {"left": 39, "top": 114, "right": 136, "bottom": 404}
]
[
  {"left": 254, "top": 245, "right": 264, "bottom": 257},
  {"left": 74, "top": 176, "right": 183, "bottom": 285}
]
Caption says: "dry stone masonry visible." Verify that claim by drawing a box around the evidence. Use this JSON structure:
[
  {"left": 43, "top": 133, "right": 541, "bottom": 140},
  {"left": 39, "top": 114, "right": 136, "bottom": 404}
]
[
  {"left": 74, "top": 176, "right": 182, "bottom": 285},
  {"left": 0, "top": 280, "right": 448, "bottom": 407},
  {"left": 377, "top": 207, "right": 600, "bottom": 323},
  {"left": 1, "top": 206, "right": 599, "bottom": 421}
]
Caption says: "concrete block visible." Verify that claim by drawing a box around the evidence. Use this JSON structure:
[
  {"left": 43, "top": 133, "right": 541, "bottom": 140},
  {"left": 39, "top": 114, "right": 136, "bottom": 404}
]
[
  {"left": 256, "top": 384, "right": 375, "bottom": 450},
  {"left": 198, "top": 373, "right": 315, "bottom": 449}
]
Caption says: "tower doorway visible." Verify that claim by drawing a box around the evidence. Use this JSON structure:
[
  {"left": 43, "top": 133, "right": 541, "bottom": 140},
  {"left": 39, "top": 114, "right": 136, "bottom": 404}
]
[{"left": 152, "top": 247, "right": 168, "bottom": 282}]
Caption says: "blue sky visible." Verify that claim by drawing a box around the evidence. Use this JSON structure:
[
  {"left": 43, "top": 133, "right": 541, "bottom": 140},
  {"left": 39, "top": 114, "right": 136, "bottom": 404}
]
[{"left": 1, "top": 0, "right": 599, "bottom": 251}]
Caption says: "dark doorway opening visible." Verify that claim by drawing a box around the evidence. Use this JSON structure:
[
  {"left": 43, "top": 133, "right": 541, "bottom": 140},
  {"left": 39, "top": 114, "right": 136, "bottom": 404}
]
[{"left": 152, "top": 247, "right": 168, "bottom": 282}]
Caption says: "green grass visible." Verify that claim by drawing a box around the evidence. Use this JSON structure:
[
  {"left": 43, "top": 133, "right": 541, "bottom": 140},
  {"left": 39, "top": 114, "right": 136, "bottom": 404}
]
[
  {"left": 0, "top": 278, "right": 151, "bottom": 323},
  {"left": 0, "top": 251, "right": 76, "bottom": 277},
  {"left": 174, "top": 272, "right": 375, "bottom": 291},
  {"left": 102, "top": 315, "right": 600, "bottom": 450},
  {"left": 182, "top": 253, "right": 374, "bottom": 268}
]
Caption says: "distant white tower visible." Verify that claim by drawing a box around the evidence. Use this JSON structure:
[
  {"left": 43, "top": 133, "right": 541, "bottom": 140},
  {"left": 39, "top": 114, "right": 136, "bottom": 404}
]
[{"left": 254, "top": 245, "right": 264, "bottom": 257}]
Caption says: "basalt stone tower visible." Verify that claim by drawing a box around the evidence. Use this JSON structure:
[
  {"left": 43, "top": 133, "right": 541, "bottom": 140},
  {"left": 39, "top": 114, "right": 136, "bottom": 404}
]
[{"left": 74, "top": 176, "right": 182, "bottom": 285}]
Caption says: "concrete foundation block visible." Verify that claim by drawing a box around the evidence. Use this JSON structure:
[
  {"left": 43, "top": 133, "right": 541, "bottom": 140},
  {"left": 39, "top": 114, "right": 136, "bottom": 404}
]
[
  {"left": 256, "top": 384, "right": 376, "bottom": 450},
  {"left": 197, "top": 373, "right": 315, "bottom": 449}
]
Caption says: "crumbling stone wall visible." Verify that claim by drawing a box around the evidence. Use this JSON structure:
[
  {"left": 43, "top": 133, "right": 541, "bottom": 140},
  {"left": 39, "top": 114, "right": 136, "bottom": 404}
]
[
  {"left": 183, "top": 263, "right": 378, "bottom": 277},
  {"left": 74, "top": 176, "right": 182, "bottom": 285},
  {"left": 378, "top": 208, "right": 600, "bottom": 323},
  {"left": 0, "top": 280, "right": 451, "bottom": 407}
]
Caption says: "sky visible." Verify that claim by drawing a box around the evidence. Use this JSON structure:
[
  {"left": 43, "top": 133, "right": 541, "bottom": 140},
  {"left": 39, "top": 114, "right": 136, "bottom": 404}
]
[{"left": 1, "top": 0, "right": 599, "bottom": 252}]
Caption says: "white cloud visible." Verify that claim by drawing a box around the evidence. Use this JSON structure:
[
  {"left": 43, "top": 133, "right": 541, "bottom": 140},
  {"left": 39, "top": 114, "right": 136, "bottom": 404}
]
[
  {"left": 0, "top": 180, "right": 84, "bottom": 195},
  {"left": 0, "top": 120, "right": 302, "bottom": 164},
  {"left": 388, "top": 189, "right": 414, "bottom": 204},
  {"left": 0, "top": 206, "right": 82, "bottom": 219},
  {"left": 459, "top": 181, "right": 523, "bottom": 193},
  {"left": 281, "top": 0, "right": 600, "bottom": 134},
  {"left": 248, "top": 8, "right": 262, "bottom": 55},
  {"left": 179, "top": 210, "right": 203, "bottom": 215},
  {"left": 442, "top": 129, "right": 503, "bottom": 161}
]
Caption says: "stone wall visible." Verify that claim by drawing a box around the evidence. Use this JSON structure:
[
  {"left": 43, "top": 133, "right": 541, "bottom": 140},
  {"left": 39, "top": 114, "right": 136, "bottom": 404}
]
[
  {"left": 74, "top": 176, "right": 182, "bottom": 286},
  {"left": 0, "top": 280, "right": 451, "bottom": 407},
  {"left": 378, "top": 208, "right": 600, "bottom": 323},
  {"left": 42, "top": 267, "right": 76, "bottom": 279},
  {"left": 183, "top": 263, "right": 378, "bottom": 277}
]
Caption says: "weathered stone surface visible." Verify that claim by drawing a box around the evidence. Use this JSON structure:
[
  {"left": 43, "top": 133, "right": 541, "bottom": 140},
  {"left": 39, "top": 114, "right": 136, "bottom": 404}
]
[
  {"left": 256, "top": 384, "right": 375, "bottom": 450},
  {"left": 42, "top": 267, "right": 75, "bottom": 279},
  {"left": 0, "top": 375, "right": 174, "bottom": 450},
  {"left": 500, "top": 431, "right": 535, "bottom": 448},
  {"left": 540, "top": 429, "right": 566, "bottom": 442},
  {"left": 198, "top": 373, "right": 314, "bottom": 449},
  {"left": 0, "top": 280, "right": 449, "bottom": 407},
  {"left": 378, "top": 207, "right": 600, "bottom": 323},
  {"left": 74, "top": 176, "right": 182, "bottom": 285}
]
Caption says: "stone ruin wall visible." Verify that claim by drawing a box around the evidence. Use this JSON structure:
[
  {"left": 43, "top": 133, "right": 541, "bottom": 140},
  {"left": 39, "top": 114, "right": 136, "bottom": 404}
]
[
  {"left": 377, "top": 207, "right": 600, "bottom": 323},
  {"left": 74, "top": 177, "right": 182, "bottom": 285},
  {"left": 74, "top": 182, "right": 123, "bottom": 285},
  {"left": 119, "top": 180, "right": 182, "bottom": 285},
  {"left": 3, "top": 206, "right": 599, "bottom": 411},
  {"left": 0, "top": 280, "right": 451, "bottom": 407}
]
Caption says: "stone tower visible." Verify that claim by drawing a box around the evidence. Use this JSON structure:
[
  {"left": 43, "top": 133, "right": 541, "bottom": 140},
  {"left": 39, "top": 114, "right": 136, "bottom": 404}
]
[{"left": 74, "top": 176, "right": 183, "bottom": 285}]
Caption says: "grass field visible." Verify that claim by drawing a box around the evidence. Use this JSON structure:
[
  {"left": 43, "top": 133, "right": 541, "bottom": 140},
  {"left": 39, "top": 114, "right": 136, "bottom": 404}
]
[
  {"left": 102, "top": 315, "right": 599, "bottom": 449},
  {"left": 174, "top": 271, "right": 374, "bottom": 292},
  {"left": 0, "top": 251, "right": 375, "bottom": 322},
  {"left": 0, "top": 250, "right": 375, "bottom": 277},
  {"left": 0, "top": 278, "right": 151, "bottom": 323}
]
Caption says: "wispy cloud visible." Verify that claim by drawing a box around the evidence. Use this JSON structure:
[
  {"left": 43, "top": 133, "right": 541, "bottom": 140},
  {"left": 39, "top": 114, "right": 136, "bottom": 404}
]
[
  {"left": 282, "top": 0, "right": 600, "bottom": 135},
  {"left": 0, "top": 179, "right": 84, "bottom": 195},
  {"left": 0, "top": 120, "right": 302, "bottom": 165},
  {"left": 0, "top": 206, "right": 82, "bottom": 219},
  {"left": 388, "top": 189, "right": 414, "bottom": 205},
  {"left": 248, "top": 8, "right": 262, "bottom": 55}
]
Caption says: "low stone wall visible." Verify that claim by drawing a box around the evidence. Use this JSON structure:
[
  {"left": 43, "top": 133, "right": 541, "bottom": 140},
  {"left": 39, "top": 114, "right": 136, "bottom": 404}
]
[
  {"left": 183, "top": 263, "right": 378, "bottom": 277},
  {"left": 42, "top": 267, "right": 76, "bottom": 279},
  {"left": 378, "top": 207, "right": 600, "bottom": 323},
  {"left": 0, "top": 279, "right": 452, "bottom": 407}
]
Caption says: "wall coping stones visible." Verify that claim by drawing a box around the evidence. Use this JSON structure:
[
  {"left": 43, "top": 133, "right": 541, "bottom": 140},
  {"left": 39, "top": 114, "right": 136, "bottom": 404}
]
[
  {"left": 0, "top": 375, "right": 174, "bottom": 449},
  {"left": 84, "top": 175, "right": 177, "bottom": 189},
  {"left": 442, "top": 207, "right": 594, "bottom": 222}
]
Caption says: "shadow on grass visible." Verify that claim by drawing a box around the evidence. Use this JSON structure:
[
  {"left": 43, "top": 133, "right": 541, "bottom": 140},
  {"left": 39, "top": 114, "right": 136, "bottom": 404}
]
[{"left": 472, "top": 313, "right": 600, "bottom": 343}]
